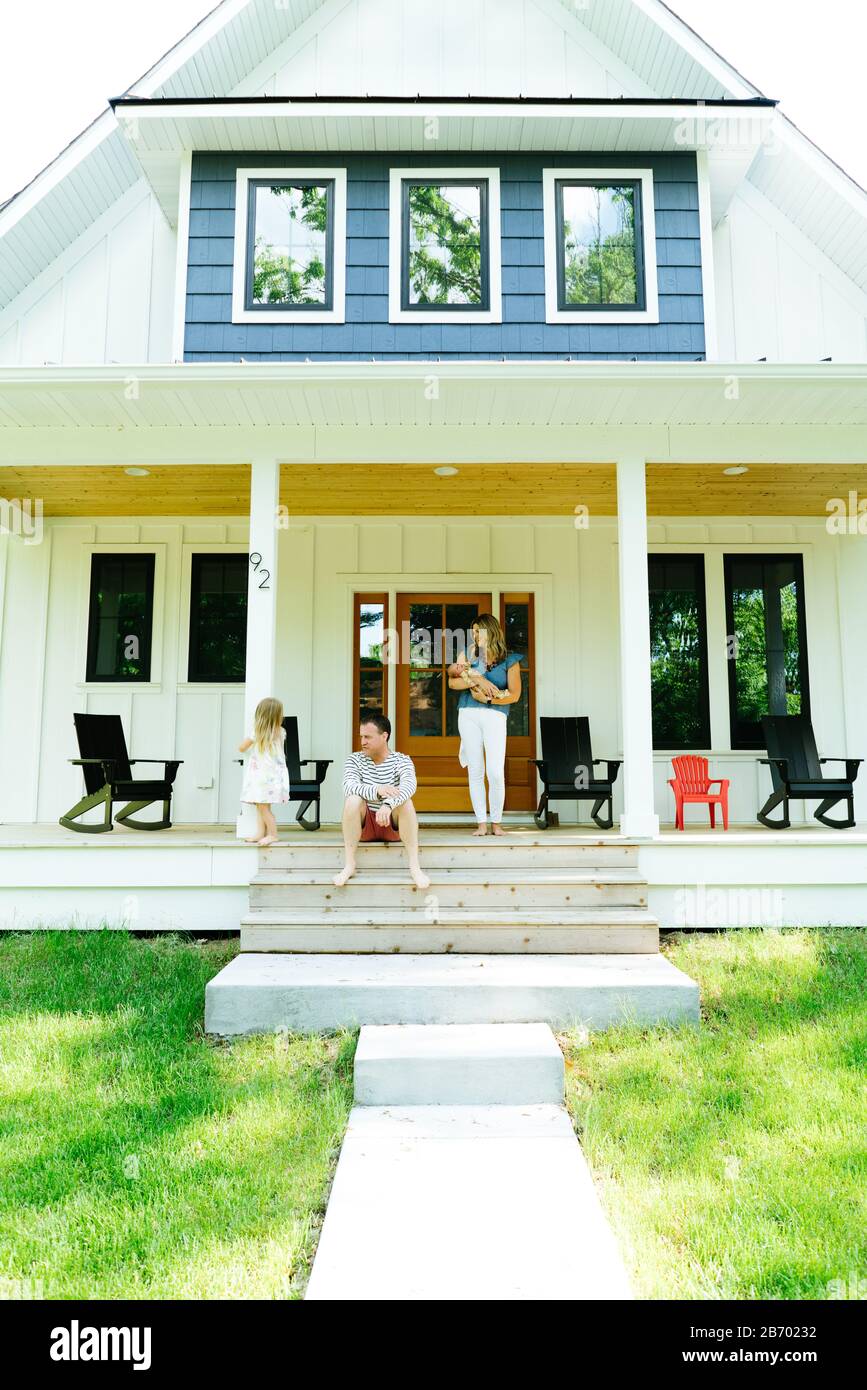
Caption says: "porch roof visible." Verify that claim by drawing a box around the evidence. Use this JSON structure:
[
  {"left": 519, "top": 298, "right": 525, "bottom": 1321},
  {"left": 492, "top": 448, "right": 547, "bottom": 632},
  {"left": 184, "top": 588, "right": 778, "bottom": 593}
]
[{"left": 0, "top": 363, "right": 865, "bottom": 472}]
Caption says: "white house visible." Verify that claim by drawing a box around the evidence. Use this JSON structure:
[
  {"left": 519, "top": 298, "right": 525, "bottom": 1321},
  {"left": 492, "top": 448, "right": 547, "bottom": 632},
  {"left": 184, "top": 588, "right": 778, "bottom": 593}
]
[{"left": 1, "top": 0, "right": 866, "bottom": 956}]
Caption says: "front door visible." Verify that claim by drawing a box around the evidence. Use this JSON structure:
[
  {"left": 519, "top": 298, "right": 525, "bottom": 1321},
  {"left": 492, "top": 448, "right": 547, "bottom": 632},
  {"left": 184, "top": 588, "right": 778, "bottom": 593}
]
[{"left": 395, "top": 593, "right": 536, "bottom": 812}]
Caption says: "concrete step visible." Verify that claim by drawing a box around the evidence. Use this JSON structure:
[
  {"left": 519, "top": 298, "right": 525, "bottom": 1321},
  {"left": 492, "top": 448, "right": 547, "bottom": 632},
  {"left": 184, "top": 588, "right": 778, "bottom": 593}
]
[
  {"left": 261, "top": 840, "right": 639, "bottom": 871},
  {"left": 354, "top": 1023, "right": 564, "bottom": 1105},
  {"left": 240, "top": 923, "right": 658, "bottom": 954},
  {"left": 249, "top": 869, "right": 648, "bottom": 910},
  {"left": 205, "top": 951, "right": 699, "bottom": 1035},
  {"left": 304, "top": 1104, "right": 634, "bottom": 1300}
]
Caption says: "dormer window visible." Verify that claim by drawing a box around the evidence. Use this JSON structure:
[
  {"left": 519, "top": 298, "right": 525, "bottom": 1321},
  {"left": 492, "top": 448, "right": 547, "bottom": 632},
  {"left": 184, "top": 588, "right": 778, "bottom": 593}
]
[
  {"left": 389, "top": 167, "right": 502, "bottom": 324},
  {"left": 543, "top": 167, "right": 659, "bottom": 324},
  {"left": 231, "top": 167, "right": 347, "bottom": 324}
]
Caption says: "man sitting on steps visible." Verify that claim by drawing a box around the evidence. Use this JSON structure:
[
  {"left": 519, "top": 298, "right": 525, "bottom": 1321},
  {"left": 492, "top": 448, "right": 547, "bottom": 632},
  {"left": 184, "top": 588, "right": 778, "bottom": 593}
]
[{"left": 334, "top": 712, "right": 430, "bottom": 891}]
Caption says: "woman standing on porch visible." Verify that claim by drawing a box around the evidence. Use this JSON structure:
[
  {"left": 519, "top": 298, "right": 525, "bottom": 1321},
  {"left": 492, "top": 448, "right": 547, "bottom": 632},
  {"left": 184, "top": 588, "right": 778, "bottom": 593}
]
[{"left": 448, "top": 614, "right": 522, "bottom": 836}]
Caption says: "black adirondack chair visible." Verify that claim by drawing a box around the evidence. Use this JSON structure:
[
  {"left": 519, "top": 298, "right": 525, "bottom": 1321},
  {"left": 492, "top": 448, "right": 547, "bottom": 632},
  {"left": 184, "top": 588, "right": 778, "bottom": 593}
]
[
  {"left": 282, "top": 716, "right": 332, "bottom": 831},
  {"left": 60, "top": 713, "right": 182, "bottom": 833},
  {"left": 758, "top": 715, "right": 862, "bottom": 830},
  {"left": 530, "top": 716, "right": 622, "bottom": 830}
]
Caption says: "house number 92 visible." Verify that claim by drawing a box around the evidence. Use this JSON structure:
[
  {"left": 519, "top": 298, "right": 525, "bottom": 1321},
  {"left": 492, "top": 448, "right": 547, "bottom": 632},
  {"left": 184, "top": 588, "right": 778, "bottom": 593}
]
[{"left": 249, "top": 552, "right": 271, "bottom": 590}]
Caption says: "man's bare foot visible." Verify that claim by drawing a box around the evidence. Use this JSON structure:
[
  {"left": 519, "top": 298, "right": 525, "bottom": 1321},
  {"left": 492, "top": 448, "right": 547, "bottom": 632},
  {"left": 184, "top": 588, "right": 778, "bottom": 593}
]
[
  {"left": 491, "top": 823, "right": 505, "bottom": 836},
  {"left": 409, "top": 864, "right": 431, "bottom": 891},
  {"left": 333, "top": 863, "right": 356, "bottom": 888},
  {"left": 472, "top": 825, "right": 489, "bottom": 837}
]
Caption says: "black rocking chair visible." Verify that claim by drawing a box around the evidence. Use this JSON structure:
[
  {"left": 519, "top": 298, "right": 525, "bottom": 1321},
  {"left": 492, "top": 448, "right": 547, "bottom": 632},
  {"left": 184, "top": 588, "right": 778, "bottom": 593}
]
[
  {"left": 283, "top": 717, "right": 332, "bottom": 831},
  {"left": 60, "top": 713, "right": 182, "bottom": 833},
  {"left": 531, "top": 716, "right": 623, "bottom": 830},
  {"left": 758, "top": 714, "right": 862, "bottom": 830}
]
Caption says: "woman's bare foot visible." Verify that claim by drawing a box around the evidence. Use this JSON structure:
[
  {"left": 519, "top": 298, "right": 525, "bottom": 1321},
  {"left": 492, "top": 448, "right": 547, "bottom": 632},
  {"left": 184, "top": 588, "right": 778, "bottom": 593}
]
[
  {"left": 472, "top": 824, "right": 489, "bottom": 837},
  {"left": 333, "top": 863, "right": 356, "bottom": 888},
  {"left": 409, "top": 864, "right": 431, "bottom": 891},
  {"left": 491, "top": 823, "right": 505, "bottom": 836},
  {"left": 257, "top": 835, "right": 278, "bottom": 847}
]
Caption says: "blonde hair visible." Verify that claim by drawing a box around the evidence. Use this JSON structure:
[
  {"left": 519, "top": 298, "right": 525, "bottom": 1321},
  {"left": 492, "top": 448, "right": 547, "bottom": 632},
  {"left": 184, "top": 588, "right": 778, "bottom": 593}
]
[
  {"left": 253, "top": 697, "right": 284, "bottom": 755},
  {"left": 472, "top": 613, "right": 507, "bottom": 667}
]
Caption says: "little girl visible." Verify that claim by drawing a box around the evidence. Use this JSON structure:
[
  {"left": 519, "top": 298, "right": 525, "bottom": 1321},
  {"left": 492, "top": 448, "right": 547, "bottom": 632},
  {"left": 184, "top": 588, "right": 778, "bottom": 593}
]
[{"left": 239, "top": 697, "right": 290, "bottom": 847}]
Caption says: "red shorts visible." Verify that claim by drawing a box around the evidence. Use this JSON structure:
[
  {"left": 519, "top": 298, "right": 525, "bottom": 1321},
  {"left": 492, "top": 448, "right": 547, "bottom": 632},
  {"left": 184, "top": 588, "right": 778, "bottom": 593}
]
[{"left": 360, "top": 803, "right": 401, "bottom": 842}]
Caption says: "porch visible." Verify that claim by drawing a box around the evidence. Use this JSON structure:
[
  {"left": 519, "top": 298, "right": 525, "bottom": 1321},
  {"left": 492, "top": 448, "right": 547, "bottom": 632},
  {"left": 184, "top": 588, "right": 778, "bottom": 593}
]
[
  {"left": 2, "top": 821, "right": 865, "bottom": 933},
  {"left": 1, "top": 360, "right": 866, "bottom": 935}
]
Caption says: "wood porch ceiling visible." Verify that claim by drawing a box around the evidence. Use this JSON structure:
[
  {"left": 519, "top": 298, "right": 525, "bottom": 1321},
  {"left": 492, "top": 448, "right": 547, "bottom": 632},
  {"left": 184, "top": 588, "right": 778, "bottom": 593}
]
[{"left": 2, "top": 462, "right": 866, "bottom": 517}]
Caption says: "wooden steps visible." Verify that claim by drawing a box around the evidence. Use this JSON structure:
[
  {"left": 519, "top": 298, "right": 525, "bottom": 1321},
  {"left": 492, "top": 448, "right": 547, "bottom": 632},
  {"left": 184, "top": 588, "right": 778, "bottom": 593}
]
[{"left": 243, "top": 833, "right": 658, "bottom": 954}]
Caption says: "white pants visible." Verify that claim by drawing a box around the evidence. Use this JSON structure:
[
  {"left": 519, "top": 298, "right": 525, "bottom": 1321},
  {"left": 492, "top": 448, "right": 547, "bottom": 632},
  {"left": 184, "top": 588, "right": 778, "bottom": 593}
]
[{"left": 458, "top": 705, "right": 508, "bottom": 824}]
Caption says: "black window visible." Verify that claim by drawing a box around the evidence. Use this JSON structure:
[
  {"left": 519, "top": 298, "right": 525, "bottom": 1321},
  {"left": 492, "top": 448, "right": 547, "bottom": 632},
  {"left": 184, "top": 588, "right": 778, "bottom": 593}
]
[
  {"left": 724, "top": 555, "right": 810, "bottom": 750},
  {"left": 246, "top": 179, "right": 334, "bottom": 311},
  {"left": 188, "top": 555, "right": 248, "bottom": 682},
  {"left": 648, "top": 555, "right": 711, "bottom": 749},
  {"left": 555, "top": 179, "right": 645, "bottom": 311},
  {"left": 401, "top": 179, "right": 489, "bottom": 311},
  {"left": 86, "top": 554, "right": 155, "bottom": 682}
]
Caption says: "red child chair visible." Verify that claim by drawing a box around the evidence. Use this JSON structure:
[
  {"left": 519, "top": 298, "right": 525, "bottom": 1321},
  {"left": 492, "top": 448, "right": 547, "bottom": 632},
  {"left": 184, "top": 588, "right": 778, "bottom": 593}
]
[{"left": 668, "top": 755, "right": 730, "bottom": 830}]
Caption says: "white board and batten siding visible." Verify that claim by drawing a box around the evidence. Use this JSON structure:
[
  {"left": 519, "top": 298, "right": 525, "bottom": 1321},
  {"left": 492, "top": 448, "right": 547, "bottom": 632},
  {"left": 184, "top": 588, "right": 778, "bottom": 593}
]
[
  {"left": 0, "top": 182, "right": 176, "bottom": 367},
  {"left": 245, "top": 0, "right": 651, "bottom": 101},
  {"left": 714, "top": 182, "right": 867, "bottom": 363},
  {"left": 3, "top": 513, "right": 867, "bottom": 832}
]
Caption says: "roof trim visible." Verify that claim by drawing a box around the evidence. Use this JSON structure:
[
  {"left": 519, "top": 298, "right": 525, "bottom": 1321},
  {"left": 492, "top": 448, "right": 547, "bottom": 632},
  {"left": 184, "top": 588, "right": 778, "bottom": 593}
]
[
  {"left": 109, "top": 94, "right": 777, "bottom": 109},
  {"left": 0, "top": 360, "right": 864, "bottom": 386}
]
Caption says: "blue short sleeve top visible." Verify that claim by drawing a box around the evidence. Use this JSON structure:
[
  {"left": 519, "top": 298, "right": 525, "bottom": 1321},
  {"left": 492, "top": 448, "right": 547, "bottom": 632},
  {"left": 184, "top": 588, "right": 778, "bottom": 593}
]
[{"left": 457, "top": 651, "right": 523, "bottom": 717}]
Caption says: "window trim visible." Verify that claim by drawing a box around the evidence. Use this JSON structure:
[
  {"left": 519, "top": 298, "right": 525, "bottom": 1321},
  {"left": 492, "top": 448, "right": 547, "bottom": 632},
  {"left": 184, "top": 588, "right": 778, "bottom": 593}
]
[
  {"left": 723, "top": 552, "right": 811, "bottom": 751},
  {"left": 542, "top": 166, "right": 659, "bottom": 324},
  {"left": 648, "top": 553, "right": 711, "bottom": 751},
  {"left": 186, "top": 551, "right": 249, "bottom": 685},
  {"left": 231, "top": 165, "right": 347, "bottom": 325},
  {"left": 389, "top": 166, "right": 502, "bottom": 324},
  {"left": 352, "top": 592, "right": 390, "bottom": 750},
  {"left": 84, "top": 551, "right": 157, "bottom": 685},
  {"left": 176, "top": 543, "right": 249, "bottom": 690}
]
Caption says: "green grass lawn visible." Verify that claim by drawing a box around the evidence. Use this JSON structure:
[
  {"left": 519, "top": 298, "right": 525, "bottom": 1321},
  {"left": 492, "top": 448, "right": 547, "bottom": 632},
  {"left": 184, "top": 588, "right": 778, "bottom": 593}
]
[
  {"left": 561, "top": 927, "right": 867, "bottom": 1300},
  {"left": 0, "top": 931, "right": 354, "bottom": 1299},
  {"left": 0, "top": 928, "right": 864, "bottom": 1300}
]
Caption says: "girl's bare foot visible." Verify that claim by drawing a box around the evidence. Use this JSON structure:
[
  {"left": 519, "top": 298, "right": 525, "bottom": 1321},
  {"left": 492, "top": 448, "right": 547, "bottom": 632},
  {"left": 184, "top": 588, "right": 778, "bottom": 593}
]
[
  {"left": 491, "top": 823, "right": 505, "bottom": 836},
  {"left": 333, "top": 863, "right": 356, "bottom": 887},
  {"left": 410, "top": 864, "right": 431, "bottom": 890},
  {"left": 472, "top": 825, "right": 489, "bottom": 837}
]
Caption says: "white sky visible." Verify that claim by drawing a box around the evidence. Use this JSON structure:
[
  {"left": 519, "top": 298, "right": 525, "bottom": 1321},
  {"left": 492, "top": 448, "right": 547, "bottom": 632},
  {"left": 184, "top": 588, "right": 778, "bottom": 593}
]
[{"left": 0, "top": 0, "right": 865, "bottom": 205}]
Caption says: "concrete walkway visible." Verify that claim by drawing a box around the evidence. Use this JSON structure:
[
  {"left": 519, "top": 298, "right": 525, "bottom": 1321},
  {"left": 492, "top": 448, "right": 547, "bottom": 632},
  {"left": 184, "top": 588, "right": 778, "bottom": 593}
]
[{"left": 305, "top": 1023, "right": 633, "bottom": 1300}]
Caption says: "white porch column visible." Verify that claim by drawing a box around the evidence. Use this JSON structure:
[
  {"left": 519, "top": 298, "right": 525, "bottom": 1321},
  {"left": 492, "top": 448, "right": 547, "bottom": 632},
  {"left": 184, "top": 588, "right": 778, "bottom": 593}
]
[
  {"left": 244, "top": 457, "right": 281, "bottom": 731},
  {"left": 616, "top": 453, "right": 660, "bottom": 837}
]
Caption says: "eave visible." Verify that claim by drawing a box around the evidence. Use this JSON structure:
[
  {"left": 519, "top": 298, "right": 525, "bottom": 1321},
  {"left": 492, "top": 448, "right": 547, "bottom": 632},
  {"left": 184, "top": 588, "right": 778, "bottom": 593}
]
[{"left": 109, "top": 95, "right": 778, "bottom": 227}]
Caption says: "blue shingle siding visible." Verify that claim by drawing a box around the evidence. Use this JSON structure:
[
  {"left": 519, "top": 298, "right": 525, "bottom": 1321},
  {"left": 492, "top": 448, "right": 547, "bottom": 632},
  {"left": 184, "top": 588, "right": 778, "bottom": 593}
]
[{"left": 185, "top": 151, "right": 705, "bottom": 361}]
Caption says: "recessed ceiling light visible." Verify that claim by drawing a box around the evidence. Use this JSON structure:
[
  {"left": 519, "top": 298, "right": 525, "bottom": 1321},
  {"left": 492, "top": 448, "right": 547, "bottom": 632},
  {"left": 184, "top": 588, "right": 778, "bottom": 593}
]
[
  {"left": 723, "top": 466, "right": 749, "bottom": 477},
  {"left": 124, "top": 467, "right": 150, "bottom": 478},
  {"left": 434, "top": 466, "right": 459, "bottom": 477}
]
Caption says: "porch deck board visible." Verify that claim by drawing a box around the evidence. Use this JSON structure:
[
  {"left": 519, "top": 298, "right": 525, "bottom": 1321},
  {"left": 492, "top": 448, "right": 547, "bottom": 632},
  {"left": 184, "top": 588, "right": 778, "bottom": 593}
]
[{"left": 3, "top": 821, "right": 867, "bottom": 848}]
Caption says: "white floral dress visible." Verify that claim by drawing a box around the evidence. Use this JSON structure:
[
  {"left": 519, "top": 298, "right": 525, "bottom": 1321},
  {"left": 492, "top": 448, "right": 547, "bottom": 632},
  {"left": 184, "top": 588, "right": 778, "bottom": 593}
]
[{"left": 241, "top": 729, "right": 290, "bottom": 805}]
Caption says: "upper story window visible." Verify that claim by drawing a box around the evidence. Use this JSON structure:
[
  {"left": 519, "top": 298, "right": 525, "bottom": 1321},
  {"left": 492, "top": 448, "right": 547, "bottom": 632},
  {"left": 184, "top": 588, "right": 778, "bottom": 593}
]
[
  {"left": 231, "top": 167, "right": 347, "bottom": 324},
  {"left": 389, "top": 168, "right": 502, "bottom": 324},
  {"left": 86, "top": 554, "right": 155, "bottom": 683},
  {"left": 542, "top": 167, "right": 659, "bottom": 324}
]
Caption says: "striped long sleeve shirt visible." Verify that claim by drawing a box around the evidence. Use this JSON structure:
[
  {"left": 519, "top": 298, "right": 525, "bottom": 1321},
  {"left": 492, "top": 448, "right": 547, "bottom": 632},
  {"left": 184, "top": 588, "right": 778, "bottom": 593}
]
[{"left": 342, "top": 749, "right": 418, "bottom": 809}]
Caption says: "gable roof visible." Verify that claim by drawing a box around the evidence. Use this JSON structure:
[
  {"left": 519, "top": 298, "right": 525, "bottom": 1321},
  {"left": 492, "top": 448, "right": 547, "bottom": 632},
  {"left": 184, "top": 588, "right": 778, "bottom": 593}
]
[{"left": 1, "top": 0, "right": 866, "bottom": 313}]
